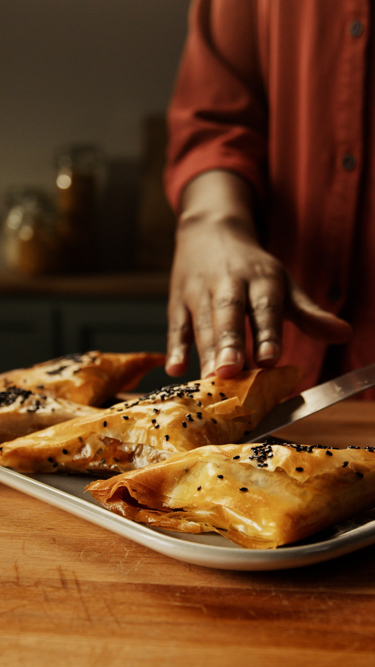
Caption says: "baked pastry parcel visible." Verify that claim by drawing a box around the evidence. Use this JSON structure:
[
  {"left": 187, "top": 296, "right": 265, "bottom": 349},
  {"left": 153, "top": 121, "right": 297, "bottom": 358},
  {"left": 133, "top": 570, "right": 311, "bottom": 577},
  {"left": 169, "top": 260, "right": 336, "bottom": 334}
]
[
  {"left": 0, "top": 386, "right": 99, "bottom": 443},
  {"left": 0, "top": 365, "right": 300, "bottom": 474},
  {"left": 0, "top": 350, "right": 166, "bottom": 406},
  {"left": 87, "top": 442, "right": 375, "bottom": 549}
]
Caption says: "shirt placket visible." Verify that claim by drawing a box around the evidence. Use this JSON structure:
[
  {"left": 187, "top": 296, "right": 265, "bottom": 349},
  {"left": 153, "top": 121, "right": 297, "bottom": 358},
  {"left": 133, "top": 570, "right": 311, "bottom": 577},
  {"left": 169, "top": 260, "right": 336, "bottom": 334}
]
[{"left": 323, "top": 0, "right": 370, "bottom": 312}]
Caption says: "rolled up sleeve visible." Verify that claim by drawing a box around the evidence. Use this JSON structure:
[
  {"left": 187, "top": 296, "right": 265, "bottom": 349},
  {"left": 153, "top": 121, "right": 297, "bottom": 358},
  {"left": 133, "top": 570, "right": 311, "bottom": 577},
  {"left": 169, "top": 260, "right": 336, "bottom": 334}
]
[{"left": 165, "top": 0, "right": 268, "bottom": 214}]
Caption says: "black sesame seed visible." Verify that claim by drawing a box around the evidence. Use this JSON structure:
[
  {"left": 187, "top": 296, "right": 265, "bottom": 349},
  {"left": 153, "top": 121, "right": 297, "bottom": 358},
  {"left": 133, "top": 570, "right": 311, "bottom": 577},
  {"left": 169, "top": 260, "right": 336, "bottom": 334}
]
[
  {"left": 325, "top": 450, "right": 333, "bottom": 456},
  {"left": 196, "top": 401, "right": 202, "bottom": 407},
  {"left": 211, "top": 418, "right": 217, "bottom": 424},
  {"left": 103, "top": 421, "right": 107, "bottom": 427},
  {"left": 196, "top": 412, "right": 202, "bottom": 419},
  {"left": 295, "top": 467, "right": 304, "bottom": 472},
  {"left": 186, "top": 414, "right": 194, "bottom": 422},
  {"left": 165, "top": 435, "right": 169, "bottom": 441},
  {"left": 62, "top": 449, "right": 68, "bottom": 455},
  {"left": 342, "top": 461, "right": 349, "bottom": 467},
  {"left": 356, "top": 472, "right": 364, "bottom": 479},
  {"left": 217, "top": 474, "right": 224, "bottom": 479},
  {"left": 197, "top": 485, "right": 201, "bottom": 491},
  {"left": 154, "top": 423, "right": 160, "bottom": 429},
  {"left": 207, "top": 392, "right": 212, "bottom": 397},
  {"left": 239, "top": 487, "right": 248, "bottom": 492},
  {"left": 122, "top": 415, "right": 129, "bottom": 420},
  {"left": 232, "top": 455, "right": 240, "bottom": 460},
  {"left": 48, "top": 457, "right": 54, "bottom": 463},
  {"left": 182, "top": 421, "right": 187, "bottom": 428}
]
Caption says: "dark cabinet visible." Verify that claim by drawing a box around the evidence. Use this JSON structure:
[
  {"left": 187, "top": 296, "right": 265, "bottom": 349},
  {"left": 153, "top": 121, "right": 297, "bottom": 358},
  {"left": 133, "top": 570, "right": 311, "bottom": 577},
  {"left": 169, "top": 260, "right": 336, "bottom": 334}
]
[{"left": 0, "top": 296, "right": 199, "bottom": 392}]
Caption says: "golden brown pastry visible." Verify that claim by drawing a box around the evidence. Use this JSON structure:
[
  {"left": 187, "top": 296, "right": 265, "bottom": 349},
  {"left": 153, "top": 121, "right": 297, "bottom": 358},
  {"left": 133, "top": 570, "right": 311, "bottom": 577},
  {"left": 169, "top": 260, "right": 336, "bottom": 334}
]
[
  {"left": 0, "top": 350, "right": 166, "bottom": 406},
  {"left": 0, "top": 365, "right": 300, "bottom": 474},
  {"left": 0, "top": 385, "right": 99, "bottom": 443},
  {"left": 87, "top": 442, "right": 375, "bottom": 549}
]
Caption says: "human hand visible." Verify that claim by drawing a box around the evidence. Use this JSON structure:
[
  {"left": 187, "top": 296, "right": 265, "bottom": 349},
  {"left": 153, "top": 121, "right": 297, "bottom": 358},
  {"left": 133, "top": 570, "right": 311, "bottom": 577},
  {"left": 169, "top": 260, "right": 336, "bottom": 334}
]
[{"left": 165, "top": 172, "right": 351, "bottom": 379}]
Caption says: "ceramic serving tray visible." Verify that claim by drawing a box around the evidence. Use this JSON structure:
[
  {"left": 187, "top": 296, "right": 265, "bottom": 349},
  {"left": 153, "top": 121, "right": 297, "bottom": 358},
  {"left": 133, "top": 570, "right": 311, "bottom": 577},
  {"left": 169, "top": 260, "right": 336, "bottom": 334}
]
[{"left": 2, "top": 465, "right": 375, "bottom": 570}]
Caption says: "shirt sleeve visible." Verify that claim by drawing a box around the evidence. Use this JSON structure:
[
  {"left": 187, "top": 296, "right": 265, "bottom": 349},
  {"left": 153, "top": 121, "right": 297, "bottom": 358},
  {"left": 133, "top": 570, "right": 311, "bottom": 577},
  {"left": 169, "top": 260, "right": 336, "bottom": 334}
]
[{"left": 164, "top": 0, "right": 268, "bottom": 214}]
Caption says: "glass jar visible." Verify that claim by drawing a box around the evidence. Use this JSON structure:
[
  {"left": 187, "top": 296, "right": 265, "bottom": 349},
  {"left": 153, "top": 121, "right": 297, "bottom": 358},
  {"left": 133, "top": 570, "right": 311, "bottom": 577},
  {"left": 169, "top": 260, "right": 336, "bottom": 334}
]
[
  {"left": 55, "top": 144, "right": 105, "bottom": 272},
  {"left": 1, "top": 188, "right": 62, "bottom": 276}
]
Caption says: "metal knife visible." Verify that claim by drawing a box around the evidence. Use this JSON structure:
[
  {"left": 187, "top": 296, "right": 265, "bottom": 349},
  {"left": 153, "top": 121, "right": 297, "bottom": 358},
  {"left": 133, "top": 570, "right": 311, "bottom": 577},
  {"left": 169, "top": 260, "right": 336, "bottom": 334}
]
[{"left": 243, "top": 363, "right": 375, "bottom": 443}]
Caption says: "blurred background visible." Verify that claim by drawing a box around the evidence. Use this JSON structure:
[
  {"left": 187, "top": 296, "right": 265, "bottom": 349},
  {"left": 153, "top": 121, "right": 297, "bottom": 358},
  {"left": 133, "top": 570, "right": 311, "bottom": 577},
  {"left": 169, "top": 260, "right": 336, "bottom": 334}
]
[{"left": 0, "top": 0, "right": 199, "bottom": 389}]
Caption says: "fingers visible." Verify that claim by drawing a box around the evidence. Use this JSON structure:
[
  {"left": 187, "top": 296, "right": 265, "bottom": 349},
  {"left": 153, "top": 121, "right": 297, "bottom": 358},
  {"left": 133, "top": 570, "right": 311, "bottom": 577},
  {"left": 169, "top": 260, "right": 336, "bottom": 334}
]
[
  {"left": 167, "top": 279, "right": 248, "bottom": 379},
  {"left": 286, "top": 275, "right": 352, "bottom": 343},
  {"left": 248, "top": 264, "right": 285, "bottom": 367},
  {"left": 166, "top": 297, "right": 193, "bottom": 377},
  {"left": 193, "top": 290, "right": 217, "bottom": 377},
  {"left": 210, "top": 279, "right": 247, "bottom": 379}
]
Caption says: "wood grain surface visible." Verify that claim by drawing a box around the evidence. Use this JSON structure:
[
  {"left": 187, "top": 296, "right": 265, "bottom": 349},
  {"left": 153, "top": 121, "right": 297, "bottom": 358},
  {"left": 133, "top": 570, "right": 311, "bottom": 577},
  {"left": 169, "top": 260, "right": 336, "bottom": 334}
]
[{"left": 1, "top": 400, "right": 375, "bottom": 667}]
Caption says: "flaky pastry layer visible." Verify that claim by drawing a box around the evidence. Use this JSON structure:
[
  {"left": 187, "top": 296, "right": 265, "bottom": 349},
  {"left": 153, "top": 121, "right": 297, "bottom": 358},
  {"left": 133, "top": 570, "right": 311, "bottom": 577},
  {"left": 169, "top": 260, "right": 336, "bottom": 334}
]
[
  {"left": 0, "top": 350, "right": 166, "bottom": 406},
  {"left": 87, "top": 442, "right": 375, "bottom": 549},
  {"left": 0, "top": 366, "right": 300, "bottom": 473},
  {"left": 0, "top": 385, "right": 99, "bottom": 443}
]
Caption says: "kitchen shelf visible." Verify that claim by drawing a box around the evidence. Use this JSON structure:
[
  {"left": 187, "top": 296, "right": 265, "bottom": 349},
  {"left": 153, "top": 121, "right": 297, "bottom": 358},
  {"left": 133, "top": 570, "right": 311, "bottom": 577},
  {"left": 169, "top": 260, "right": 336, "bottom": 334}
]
[{"left": 0, "top": 269, "right": 170, "bottom": 298}]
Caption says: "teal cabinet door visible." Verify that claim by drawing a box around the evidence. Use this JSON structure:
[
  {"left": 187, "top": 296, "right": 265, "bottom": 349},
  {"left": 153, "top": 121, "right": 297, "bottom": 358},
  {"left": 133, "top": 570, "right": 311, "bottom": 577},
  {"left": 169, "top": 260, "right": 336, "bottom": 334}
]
[
  {"left": 0, "top": 298, "right": 57, "bottom": 372},
  {"left": 0, "top": 296, "right": 200, "bottom": 391}
]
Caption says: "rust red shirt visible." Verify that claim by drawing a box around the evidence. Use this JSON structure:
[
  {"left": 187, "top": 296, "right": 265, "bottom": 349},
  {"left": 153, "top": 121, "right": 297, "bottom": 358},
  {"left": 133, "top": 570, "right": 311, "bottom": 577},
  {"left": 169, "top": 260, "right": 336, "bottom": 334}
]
[{"left": 165, "top": 0, "right": 375, "bottom": 396}]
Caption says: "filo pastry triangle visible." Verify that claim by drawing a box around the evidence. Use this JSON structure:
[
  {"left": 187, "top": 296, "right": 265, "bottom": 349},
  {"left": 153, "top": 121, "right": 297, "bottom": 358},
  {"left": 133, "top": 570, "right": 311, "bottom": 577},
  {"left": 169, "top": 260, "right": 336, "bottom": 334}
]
[
  {"left": 0, "top": 386, "right": 99, "bottom": 443},
  {"left": 87, "top": 442, "right": 375, "bottom": 549},
  {"left": 0, "top": 365, "right": 300, "bottom": 474},
  {"left": 0, "top": 350, "right": 166, "bottom": 406}
]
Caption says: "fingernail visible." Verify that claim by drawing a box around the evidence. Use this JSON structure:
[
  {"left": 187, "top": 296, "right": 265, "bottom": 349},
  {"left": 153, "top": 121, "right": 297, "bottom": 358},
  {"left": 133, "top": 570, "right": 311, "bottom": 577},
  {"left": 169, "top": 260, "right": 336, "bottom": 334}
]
[
  {"left": 216, "top": 347, "right": 241, "bottom": 369},
  {"left": 257, "top": 341, "right": 279, "bottom": 362},
  {"left": 201, "top": 360, "right": 216, "bottom": 378},
  {"left": 166, "top": 349, "right": 184, "bottom": 369}
]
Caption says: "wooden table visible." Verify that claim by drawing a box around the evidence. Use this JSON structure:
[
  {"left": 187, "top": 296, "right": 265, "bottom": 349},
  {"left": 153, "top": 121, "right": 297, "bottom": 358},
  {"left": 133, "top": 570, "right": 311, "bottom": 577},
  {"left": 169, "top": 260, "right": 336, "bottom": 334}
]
[{"left": 1, "top": 400, "right": 375, "bottom": 667}]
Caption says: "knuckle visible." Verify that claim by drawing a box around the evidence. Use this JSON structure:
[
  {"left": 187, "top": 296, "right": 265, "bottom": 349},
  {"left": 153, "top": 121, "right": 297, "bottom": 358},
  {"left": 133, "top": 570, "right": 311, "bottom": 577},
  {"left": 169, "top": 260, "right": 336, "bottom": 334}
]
[
  {"left": 194, "top": 307, "right": 212, "bottom": 333},
  {"left": 167, "top": 321, "right": 191, "bottom": 340},
  {"left": 212, "top": 294, "right": 245, "bottom": 311},
  {"left": 250, "top": 260, "right": 282, "bottom": 281},
  {"left": 255, "top": 328, "right": 281, "bottom": 345},
  {"left": 250, "top": 294, "right": 282, "bottom": 315},
  {"left": 216, "top": 329, "right": 245, "bottom": 348}
]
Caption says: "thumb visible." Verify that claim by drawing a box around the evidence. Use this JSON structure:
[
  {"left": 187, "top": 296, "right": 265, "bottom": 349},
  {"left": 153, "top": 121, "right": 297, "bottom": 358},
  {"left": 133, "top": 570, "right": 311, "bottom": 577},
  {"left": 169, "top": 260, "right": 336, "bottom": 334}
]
[{"left": 285, "top": 275, "right": 352, "bottom": 343}]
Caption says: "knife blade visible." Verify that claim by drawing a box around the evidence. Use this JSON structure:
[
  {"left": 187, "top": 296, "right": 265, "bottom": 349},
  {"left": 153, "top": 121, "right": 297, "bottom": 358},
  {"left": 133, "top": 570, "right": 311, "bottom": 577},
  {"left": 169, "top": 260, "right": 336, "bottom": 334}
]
[{"left": 243, "top": 363, "right": 375, "bottom": 443}]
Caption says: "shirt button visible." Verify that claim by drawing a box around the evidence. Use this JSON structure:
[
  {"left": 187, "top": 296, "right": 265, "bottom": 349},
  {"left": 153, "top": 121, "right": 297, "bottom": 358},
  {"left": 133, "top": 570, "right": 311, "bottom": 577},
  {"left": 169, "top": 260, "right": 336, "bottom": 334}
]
[
  {"left": 349, "top": 20, "right": 364, "bottom": 37},
  {"left": 327, "top": 285, "right": 342, "bottom": 303},
  {"left": 342, "top": 153, "right": 356, "bottom": 171}
]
